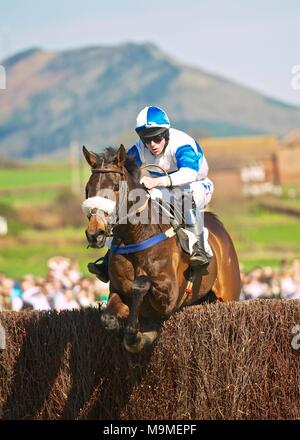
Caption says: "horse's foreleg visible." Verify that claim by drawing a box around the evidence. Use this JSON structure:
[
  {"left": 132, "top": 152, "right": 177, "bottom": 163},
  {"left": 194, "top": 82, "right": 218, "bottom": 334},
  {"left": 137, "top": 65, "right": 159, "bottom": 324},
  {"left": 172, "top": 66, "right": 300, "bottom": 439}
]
[
  {"left": 101, "top": 292, "right": 129, "bottom": 331},
  {"left": 123, "top": 276, "right": 151, "bottom": 350}
]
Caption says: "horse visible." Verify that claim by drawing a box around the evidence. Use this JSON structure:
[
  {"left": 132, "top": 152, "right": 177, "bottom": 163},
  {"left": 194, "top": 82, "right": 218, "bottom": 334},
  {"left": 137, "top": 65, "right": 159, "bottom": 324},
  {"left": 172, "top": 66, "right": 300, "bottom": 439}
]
[{"left": 82, "top": 144, "right": 241, "bottom": 352}]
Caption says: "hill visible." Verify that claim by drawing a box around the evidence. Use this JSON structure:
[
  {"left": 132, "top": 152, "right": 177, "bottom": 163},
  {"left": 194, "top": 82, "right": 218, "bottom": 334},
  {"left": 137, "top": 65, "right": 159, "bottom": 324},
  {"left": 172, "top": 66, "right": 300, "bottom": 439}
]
[{"left": 0, "top": 43, "right": 300, "bottom": 158}]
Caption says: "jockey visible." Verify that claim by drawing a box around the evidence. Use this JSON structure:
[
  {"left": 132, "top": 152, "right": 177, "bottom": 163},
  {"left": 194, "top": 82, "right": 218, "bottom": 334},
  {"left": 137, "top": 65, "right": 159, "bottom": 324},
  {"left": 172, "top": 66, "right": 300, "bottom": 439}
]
[{"left": 88, "top": 105, "right": 214, "bottom": 282}]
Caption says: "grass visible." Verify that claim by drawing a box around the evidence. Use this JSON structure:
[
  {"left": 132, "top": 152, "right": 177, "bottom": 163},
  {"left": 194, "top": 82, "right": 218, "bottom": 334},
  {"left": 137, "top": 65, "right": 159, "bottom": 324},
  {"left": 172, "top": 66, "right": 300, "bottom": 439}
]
[
  {"left": 0, "top": 234, "right": 107, "bottom": 279},
  {"left": 217, "top": 201, "right": 300, "bottom": 270},
  {"left": 239, "top": 258, "right": 282, "bottom": 272},
  {"left": 0, "top": 161, "right": 90, "bottom": 207},
  {"left": 0, "top": 167, "right": 72, "bottom": 189},
  {"left": 2, "top": 205, "right": 299, "bottom": 278},
  {"left": 1, "top": 161, "right": 299, "bottom": 279},
  {"left": 0, "top": 189, "right": 63, "bottom": 207}
]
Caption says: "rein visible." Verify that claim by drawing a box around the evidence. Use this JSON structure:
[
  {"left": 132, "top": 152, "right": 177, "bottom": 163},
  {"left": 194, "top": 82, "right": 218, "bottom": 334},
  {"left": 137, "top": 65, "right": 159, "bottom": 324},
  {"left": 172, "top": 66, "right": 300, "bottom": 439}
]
[
  {"left": 87, "top": 158, "right": 194, "bottom": 299},
  {"left": 140, "top": 163, "right": 173, "bottom": 187},
  {"left": 88, "top": 164, "right": 177, "bottom": 254},
  {"left": 90, "top": 164, "right": 151, "bottom": 225}
]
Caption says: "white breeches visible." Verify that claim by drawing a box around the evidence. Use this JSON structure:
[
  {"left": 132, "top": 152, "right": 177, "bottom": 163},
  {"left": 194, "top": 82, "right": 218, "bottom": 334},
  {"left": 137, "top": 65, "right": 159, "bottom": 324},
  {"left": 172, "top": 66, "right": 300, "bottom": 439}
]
[{"left": 150, "top": 177, "right": 214, "bottom": 225}]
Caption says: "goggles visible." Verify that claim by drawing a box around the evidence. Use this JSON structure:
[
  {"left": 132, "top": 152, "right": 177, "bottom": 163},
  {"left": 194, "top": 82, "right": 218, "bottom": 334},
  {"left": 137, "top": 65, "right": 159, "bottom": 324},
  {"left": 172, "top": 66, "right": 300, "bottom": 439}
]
[{"left": 140, "top": 134, "right": 165, "bottom": 144}]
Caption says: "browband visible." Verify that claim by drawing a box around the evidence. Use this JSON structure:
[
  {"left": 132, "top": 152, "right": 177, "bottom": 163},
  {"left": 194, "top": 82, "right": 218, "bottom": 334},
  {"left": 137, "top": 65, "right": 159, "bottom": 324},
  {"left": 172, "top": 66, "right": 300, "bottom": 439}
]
[{"left": 91, "top": 168, "right": 125, "bottom": 176}]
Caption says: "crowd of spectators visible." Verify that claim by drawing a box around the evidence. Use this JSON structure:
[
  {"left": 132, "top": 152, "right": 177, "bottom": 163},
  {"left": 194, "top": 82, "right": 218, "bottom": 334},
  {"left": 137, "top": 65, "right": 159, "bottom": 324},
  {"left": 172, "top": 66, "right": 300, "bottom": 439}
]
[
  {"left": 0, "top": 256, "right": 109, "bottom": 312},
  {"left": 240, "top": 258, "right": 300, "bottom": 300},
  {"left": 1, "top": 257, "right": 300, "bottom": 311}
]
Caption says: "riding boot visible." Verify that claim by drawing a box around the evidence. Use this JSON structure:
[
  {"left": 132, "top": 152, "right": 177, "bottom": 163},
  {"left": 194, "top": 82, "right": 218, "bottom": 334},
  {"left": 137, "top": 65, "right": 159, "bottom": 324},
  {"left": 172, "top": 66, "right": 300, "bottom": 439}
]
[
  {"left": 87, "top": 251, "right": 110, "bottom": 283},
  {"left": 189, "top": 232, "right": 211, "bottom": 269},
  {"left": 184, "top": 203, "right": 212, "bottom": 270}
]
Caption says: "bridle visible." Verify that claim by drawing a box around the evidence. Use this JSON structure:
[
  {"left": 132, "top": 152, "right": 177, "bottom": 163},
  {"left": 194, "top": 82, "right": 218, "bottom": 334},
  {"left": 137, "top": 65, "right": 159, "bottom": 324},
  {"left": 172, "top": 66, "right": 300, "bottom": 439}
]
[
  {"left": 86, "top": 163, "right": 180, "bottom": 242},
  {"left": 87, "top": 165, "right": 150, "bottom": 233},
  {"left": 91, "top": 167, "right": 125, "bottom": 176}
]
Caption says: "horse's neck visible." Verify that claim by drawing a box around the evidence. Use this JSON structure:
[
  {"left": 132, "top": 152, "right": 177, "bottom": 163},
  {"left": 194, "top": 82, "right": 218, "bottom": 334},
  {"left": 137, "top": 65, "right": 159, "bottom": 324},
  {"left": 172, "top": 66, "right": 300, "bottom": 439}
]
[
  {"left": 114, "top": 176, "right": 168, "bottom": 244},
  {"left": 114, "top": 221, "right": 160, "bottom": 245}
]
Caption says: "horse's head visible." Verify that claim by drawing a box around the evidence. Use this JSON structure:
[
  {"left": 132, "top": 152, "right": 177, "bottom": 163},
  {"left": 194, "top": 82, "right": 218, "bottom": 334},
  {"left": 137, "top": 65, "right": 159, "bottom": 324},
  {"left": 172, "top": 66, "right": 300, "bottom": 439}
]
[{"left": 82, "top": 144, "right": 127, "bottom": 248}]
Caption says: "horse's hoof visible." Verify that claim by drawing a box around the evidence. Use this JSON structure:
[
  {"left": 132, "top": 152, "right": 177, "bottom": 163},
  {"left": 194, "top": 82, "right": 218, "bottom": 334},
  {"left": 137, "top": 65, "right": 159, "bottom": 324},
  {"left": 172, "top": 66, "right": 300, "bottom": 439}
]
[
  {"left": 123, "top": 332, "right": 143, "bottom": 353},
  {"left": 123, "top": 330, "right": 158, "bottom": 353},
  {"left": 101, "top": 313, "right": 119, "bottom": 331},
  {"left": 124, "top": 324, "right": 138, "bottom": 337}
]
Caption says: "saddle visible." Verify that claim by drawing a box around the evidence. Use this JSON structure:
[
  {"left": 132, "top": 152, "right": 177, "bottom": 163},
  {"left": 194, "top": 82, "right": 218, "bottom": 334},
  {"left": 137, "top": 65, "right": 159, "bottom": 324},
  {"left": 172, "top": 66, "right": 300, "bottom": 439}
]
[{"left": 153, "top": 198, "right": 213, "bottom": 271}]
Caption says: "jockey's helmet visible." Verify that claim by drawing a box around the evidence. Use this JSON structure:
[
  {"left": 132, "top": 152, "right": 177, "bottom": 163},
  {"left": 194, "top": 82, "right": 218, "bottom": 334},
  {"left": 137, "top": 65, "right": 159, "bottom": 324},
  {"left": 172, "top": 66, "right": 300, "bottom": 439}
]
[{"left": 135, "top": 106, "right": 170, "bottom": 140}]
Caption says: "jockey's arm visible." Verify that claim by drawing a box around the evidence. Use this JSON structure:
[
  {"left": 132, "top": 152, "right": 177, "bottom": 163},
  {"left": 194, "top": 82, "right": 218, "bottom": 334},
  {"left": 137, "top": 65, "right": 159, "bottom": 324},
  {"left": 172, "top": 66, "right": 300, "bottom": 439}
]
[
  {"left": 143, "top": 167, "right": 198, "bottom": 188},
  {"left": 141, "top": 142, "right": 201, "bottom": 189},
  {"left": 129, "top": 142, "right": 203, "bottom": 190}
]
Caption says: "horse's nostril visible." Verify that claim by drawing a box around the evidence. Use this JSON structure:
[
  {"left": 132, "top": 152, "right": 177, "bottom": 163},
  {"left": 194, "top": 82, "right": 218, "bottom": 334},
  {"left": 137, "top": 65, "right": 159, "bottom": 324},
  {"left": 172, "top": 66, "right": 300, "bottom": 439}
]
[
  {"left": 85, "top": 229, "right": 106, "bottom": 245},
  {"left": 85, "top": 230, "right": 97, "bottom": 242},
  {"left": 94, "top": 230, "right": 105, "bottom": 239}
]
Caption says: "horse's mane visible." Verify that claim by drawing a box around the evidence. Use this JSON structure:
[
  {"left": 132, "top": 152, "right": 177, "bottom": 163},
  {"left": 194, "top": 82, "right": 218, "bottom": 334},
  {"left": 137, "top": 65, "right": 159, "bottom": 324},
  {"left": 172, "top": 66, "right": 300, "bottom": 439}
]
[
  {"left": 97, "top": 147, "right": 140, "bottom": 181},
  {"left": 125, "top": 152, "right": 141, "bottom": 181},
  {"left": 97, "top": 147, "right": 119, "bottom": 164}
]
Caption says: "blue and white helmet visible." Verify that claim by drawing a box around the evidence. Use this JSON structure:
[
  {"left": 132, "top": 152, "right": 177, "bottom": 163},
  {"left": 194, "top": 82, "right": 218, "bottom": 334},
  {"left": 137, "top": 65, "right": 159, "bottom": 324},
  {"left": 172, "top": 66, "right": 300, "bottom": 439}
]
[{"left": 135, "top": 106, "right": 170, "bottom": 136}]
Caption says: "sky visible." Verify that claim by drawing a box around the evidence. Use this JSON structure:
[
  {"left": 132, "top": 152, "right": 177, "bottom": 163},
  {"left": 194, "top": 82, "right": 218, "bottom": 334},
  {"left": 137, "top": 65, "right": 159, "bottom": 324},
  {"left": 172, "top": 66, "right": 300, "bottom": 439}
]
[{"left": 1, "top": 0, "right": 300, "bottom": 105}]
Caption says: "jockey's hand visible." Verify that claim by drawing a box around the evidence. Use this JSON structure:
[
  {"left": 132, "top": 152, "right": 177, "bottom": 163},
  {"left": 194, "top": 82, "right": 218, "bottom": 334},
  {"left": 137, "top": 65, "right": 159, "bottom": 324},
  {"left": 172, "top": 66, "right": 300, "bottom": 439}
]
[{"left": 140, "top": 176, "right": 161, "bottom": 190}]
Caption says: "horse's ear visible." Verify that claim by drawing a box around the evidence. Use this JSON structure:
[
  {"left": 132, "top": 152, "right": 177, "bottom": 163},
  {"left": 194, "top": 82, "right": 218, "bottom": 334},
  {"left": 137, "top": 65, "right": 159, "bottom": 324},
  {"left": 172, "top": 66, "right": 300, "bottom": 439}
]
[
  {"left": 117, "top": 144, "right": 126, "bottom": 165},
  {"left": 82, "top": 145, "right": 99, "bottom": 168}
]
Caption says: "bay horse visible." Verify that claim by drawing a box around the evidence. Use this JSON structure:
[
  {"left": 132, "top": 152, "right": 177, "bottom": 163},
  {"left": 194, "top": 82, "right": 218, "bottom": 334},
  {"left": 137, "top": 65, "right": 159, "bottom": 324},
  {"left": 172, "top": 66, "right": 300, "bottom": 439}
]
[{"left": 82, "top": 144, "right": 241, "bottom": 352}]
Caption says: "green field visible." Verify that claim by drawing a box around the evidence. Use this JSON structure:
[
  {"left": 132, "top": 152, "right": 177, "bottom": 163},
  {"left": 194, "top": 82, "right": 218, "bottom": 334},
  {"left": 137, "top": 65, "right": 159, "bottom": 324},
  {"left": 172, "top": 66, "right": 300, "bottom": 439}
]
[
  {"left": 0, "top": 230, "right": 105, "bottom": 279},
  {"left": 0, "top": 160, "right": 90, "bottom": 207},
  {"left": 1, "top": 162, "right": 299, "bottom": 278},
  {"left": 0, "top": 189, "right": 62, "bottom": 206},
  {"left": 0, "top": 165, "right": 72, "bottom": 189},
  {"left": 210, "top": 198, "right": 300, "bottom": 271}
]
